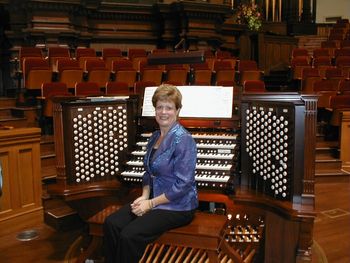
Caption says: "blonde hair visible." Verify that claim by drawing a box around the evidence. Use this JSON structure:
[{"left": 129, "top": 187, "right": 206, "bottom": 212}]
[{"left": 152, "top": 84, "right": 182, "bottom": 110}]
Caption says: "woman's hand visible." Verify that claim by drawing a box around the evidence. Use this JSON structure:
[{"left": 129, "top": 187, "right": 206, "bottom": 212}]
[{"left": 131, "top": 196, "right": 152, "bottom": 216}]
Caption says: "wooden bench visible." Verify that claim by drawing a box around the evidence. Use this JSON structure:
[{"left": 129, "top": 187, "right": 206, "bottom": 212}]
[{"left": 77, "top": 205, "right": 227, "bottom": 263}]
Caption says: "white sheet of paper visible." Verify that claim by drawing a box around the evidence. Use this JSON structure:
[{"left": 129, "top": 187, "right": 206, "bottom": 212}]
[{"left": 142, "top": 86, "right": 233, "bottom": 118}]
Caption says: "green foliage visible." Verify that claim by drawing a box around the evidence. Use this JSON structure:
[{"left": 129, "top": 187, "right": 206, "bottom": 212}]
[{"left": 235, "top": 3, "right": 263, "bottom": 31}]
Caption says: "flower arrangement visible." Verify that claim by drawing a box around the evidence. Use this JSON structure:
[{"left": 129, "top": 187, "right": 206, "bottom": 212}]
[{"left": 235, "top": 3, "right": 263, "bottom": 31}]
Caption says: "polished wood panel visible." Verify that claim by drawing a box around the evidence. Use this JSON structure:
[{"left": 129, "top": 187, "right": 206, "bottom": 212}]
[
  {"left": 0, "top": 127, "right": 42, "bottom": 236},
  {"left": 258, "top": 34, "right": 298, "bottom": 74},
  {"left": 340, "top": 111, "right": 350, "bottom": 168}
]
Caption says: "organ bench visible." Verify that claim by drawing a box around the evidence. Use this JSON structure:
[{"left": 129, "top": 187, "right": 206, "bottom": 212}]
[
  {"left": 78, "top": 207, "right": 228, "bottom": 263},
  {"left": 77, "top": 201, "right": 255, "bottom": 263}
]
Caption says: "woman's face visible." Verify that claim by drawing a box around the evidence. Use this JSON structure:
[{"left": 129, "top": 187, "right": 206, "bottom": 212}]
[{"left": 155, "top": 100, "right": 179, "bottom": 130}]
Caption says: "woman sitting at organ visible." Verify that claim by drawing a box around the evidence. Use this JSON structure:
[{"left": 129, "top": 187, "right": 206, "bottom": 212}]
[{"left": 103, "top": 84, "right": 198, "bottom": 263}]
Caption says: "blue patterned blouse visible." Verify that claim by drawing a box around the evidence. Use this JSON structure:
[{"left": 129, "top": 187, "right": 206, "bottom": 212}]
[{"left": 142, "top": 122, "right": 198, "bottom": 211}]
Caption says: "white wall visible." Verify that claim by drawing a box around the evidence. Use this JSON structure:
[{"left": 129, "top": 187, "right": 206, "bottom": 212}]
[{"left": 316, "top": 0, "right": 350, "bottom": 23}]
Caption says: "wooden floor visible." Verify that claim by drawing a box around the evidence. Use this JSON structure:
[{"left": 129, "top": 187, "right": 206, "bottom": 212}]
[{"left": 0, "top": 178, "right": 349, "bottom": 263}]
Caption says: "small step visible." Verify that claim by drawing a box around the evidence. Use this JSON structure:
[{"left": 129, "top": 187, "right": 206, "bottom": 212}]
[
  {"left": 41, "top": 153, "right": 56, "bottom": 167},
  {"left": 12, "top": 106, "right": 40, "bottom": 128},
  {"left": 41, "top": 165, "right": 57, "bottom": 180},
  {"left": 44, "top": 201, "right": 83, "bottom": 231},
  {"left": 315, "top": 159, "right": 342, "bottom": 170},
  {"left": 40, "top": 135, "right": 55, "bottom": 156},
  {"left": 316, "top": 149, "right": 340, "bottom": 159},
  {"left": 315, "top": 169, "right": 350, "bottom": 182}
]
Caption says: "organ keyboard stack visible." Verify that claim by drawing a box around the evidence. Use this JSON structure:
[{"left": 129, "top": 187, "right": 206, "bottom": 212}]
[{"left": 121, "top": 131, "right": 239, "bottom": 192}]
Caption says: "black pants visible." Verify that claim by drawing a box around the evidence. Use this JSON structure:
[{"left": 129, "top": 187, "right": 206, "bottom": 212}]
[{"left": 103, "top": 203, "right": 195, "bottom": 263}]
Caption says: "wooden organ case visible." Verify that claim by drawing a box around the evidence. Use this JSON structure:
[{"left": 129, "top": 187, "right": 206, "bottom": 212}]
[
  {"left": 233, "top": 93, "right": 317, "bottom": 262},
  {"left": 47, "top": 90, "right": 317, "bottom": 262}
]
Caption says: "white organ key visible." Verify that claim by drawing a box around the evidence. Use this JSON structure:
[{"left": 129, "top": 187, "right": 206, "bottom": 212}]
[
  {"left": 195, "top": 174, "right": 230, "bottom": 183},
  {"left": 121, "top": 171, "right": 144, "bottom": 178},
  {"left": 196, "top": 163, "right": 232, "bottom": 171},
  {"left": 126, "top": 160, "right": 143, "bottom": 166},
  {"left": 131, "top": 150, "right": 146, "bottom": 156},
  {"left": 197, "top": 153, "right": 234, "bottom": 159},
  {"left": 197, "top": 143, "right": 236, "bottom": 149},
  {"left": 192, "top": 133, "right": 238, "bottom": 140},
  {"left": 141, "top": 133, "right": 152, "bottom": 138},
  {"left": 136, "top": 141, "right": 148, "bottom": 147}
]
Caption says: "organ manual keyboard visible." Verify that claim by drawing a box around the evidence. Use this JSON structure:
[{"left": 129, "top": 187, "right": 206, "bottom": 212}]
[{"left": 120, "top": 86, "right": 240, "bottom": 193}]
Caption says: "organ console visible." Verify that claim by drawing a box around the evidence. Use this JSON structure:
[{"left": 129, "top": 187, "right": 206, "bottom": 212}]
[{"left": 48, "top": 89, "right": 317, "bottom": 262}]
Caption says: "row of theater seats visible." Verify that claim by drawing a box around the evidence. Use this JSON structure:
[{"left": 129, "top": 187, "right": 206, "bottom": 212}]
[
  {"left": 289, "top": 19, "right": 350, "bottom": 118},
  {"left": 18, "top": 46, "right": 264, "bottom": 92},
  {"left": 290, "top": 19, "right": 350, "bottom": 84},
  {"left": 38, "top": 79, "right": 266, "bottom": 134}
]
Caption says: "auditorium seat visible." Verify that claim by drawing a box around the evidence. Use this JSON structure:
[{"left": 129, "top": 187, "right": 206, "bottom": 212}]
[
  {"left": 325, "top": 67, "right": 345, "bottom": 88},
  {"left": 301, "top": 67, "right": 321, "bottom": 92},
  {"left": 75, "top": 47, "right": 97, "bottom": 70},
  {"left": 243, "top": 80, "right": 266, "bottom": 93},
  {"left": 39, "top": 82, "right": 72, "bottom": 118},
  {"left": 128, "top": 48, "right": 148, "bottom": 72},
  {"left": 57, "top": 58, "right": 84, "bottom": 89},
  {"left": 313, "top": 56, "right": 333, "bottom": 78},
  {"left": 216, "top": 80, "right": 235, "bottom": 86},
  {"left": 213, "top": 60, "right": 235, "bottom": 86},
  {"left": 312, "top": 48, "right": 331, "bottom": 59},
  {"left": 190, "top": 62, "right": 212, "bottom": 85},
  {"left": 139, "top": 61, "right": 163, "bottom": 86},
  {"left": 321, "top": 40, "right": 338, "bottom": 57},
  {"left": 23, "top": 57, "right": 53, "bottom": 91},
  {"left": 164, "top": 64, "right": 188, "bottom": 85},
  {"left": 85, "top": 58, "right": 110, "bottom": 88},
  {"left": 312, "top": 79, "right": 338, "bottom": 108},
  {"left": 105, "top": 81, "right": 130, "bottom": 95},
  {"left": 290, "top": 56, "right": 311, "bottom": 80},
  {"left": 329, "top": 94, "right": 350, "bottom": 126},
  {"left": 216, "top": 50, "right": 237, "bottom": 69},
  {"left": 19, "top": 46, "right": 43, "bottom": 71},
  {"left": 291, "top": 48, "right": 310, "bottom": 63},
  {"left": 102, "top": 48, "right": 123, "bottom": 71},
  {"left": 47, "top": 46, "right": 70, "bottom": 71},
  {"left": 203, "top": 49, "right": 216, "bottom": 71},
  {"left": 339, "top": 79, "right": 350, "bottom": 95},
  {"left": 112, "top": 59, "right": 137, "bottom": 88},
  {"left": 238, "top": 60, "right": 262, "bottom": 85},
  {"left": 335, "top": 56, "right": 350, "bottom": 77},
  {"left": 74, "top": 82, "right": 104, "bottom": 97},
  {"left": 215, "top": 50, "right": 231, "bottom": 60},
  {"left": 334, "top": 48, "right": 350, "bottom": 58}
]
